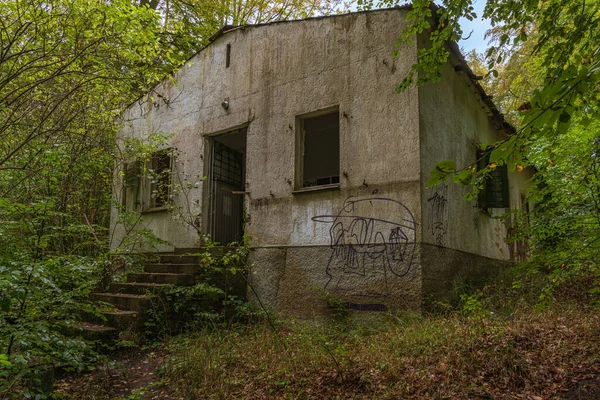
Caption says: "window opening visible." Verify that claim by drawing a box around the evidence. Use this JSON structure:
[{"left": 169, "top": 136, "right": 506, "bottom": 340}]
[
  {"left": 297, "top": 109, "right": 340, "bottom": 188},
  {"left": 122, "top": 161, "right": 140, "bottom": 211},
  {"left": 226, "top": 43, "right": 231, "bottom": 68},
  {"left": 477, "top": 147, "right": 509, "bottom": 209},
  {"left": 149, "top": 150, "right": 172, "bottom": 209}
]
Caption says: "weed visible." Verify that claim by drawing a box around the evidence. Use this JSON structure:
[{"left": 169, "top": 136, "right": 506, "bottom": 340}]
[
  {"left": 161, "top": 305, "right": 600, "bottom": 399},
  {"left": 314, "top": 287, "right": 350, "bottom": 323}
]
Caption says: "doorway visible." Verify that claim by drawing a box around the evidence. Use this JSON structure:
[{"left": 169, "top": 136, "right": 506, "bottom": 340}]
[{"left": 208, "top": 128, "right": 247, "bottom": 245}]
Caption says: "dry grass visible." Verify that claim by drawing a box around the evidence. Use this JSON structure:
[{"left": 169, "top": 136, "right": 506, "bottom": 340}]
[{"left": 164, "top": 306, "right": 600, "bottom": 399}]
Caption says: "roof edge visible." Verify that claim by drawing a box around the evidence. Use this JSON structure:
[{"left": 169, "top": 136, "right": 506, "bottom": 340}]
[
  {"left": 208, "top": 5, "right": 412, "bottom": 43},
  {"left": 447, "top": 41, "right": 516, "bottom": 135},
  {"left": 124, "top": 6, "right": 515, "bottom": 137}
]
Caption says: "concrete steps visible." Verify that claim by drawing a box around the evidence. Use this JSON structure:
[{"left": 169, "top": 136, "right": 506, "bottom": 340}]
[
  {"left": 90, "top": 292, "right": 151, "bottom": 311},
  {"left": 82, "top": 247, "right": 246, "bottom": 339},
  {"left": 144, "top": 263, "right": 204, "bottom": 275},
  {"left": 82, "top": 248, "right": 206, "bottom": 338},
  {"left": 127, "top": 272, "right": 196, "bottom": 285}
]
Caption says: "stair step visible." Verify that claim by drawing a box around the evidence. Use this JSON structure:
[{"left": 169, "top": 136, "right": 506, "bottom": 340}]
[
  {"left": 90, "top": 292, "right": 151, "bottom": 311},
  {"left": 111, "top": 282, "right": 169, "bottom": 295},
  {"left": 75, "top": 322, "right": 118, "bottom": 341},
  {"left": 127, "top": 272, "right": 196, "bottom": 285},
  {"left": 160, "top": 247, "right": 233, "bottom": 263},
  {"left": 79, "top": 306, "right": 142, "bottom": 330},
  {"left": 78, "top": 321, "right": 116, "bottom": 332},
  {"left": 103, "top": 309, "right": 141, "bottom": 330},
  {"left": 174, "top": 247, "right": 202, "bottom": 254},
  {"left": 144, "top": 263, "right": 205, "bottom": 274},
  {"left": 159, "top": 254, "right": 200, "bottom": 264}
]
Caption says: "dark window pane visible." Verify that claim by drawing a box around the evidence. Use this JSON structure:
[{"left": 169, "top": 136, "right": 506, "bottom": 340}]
[
  {"left": 477, "top": 147, "right": 509, "bottom": 209},
  {"left": 302, "top": 111, "right": 339, "bottom": 187}
]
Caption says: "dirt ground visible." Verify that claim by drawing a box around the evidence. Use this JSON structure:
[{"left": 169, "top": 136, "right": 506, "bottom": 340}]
[
  {"left": 53, "top": 345, "right": 180, "bottom": 400},
  {"left": 52, "top": 350, "right": 600, "bottom": 399}
]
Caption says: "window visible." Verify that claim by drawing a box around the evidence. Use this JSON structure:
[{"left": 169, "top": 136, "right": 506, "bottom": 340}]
[
  {"left": 122, "top": 161, "right": 140, "bottom": 211},
  {"left": 226, "top": 43, "right": 231, "bottom": 68},
  {"left": 477, "top": 147, "right": 509, "bottom": 210},
  {"left": 296, "top": 107, "right": 340, "bottom": 189},
  {"left": 147, "top": 150, "right": 172, "bottom": 209}
]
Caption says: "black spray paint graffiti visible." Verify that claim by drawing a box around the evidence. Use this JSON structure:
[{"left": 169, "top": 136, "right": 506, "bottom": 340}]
[
  {"left": 312, "top": 197, "right": 417, "bottom": 311},
  {"left": 427, "top": 185, "right": 448, "bottom": 246}
]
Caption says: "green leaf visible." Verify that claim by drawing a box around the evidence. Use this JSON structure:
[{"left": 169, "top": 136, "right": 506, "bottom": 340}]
[
  {"left": 437, "top": 160, "right": 457, "bottom": 172},
  {"left": 0, "top": 298, "right": 10, "bottom": 313},
  {"left": 427, "top": 160, "right": 456, "bottom": 187},
  {"left": 0, "top": 354, "right": 11, "bottom": 367},
  {"left": 453, "top": 168, "right": 473, "bottom": 185}
]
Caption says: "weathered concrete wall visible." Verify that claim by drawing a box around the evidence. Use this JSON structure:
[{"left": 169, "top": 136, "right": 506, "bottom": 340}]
[
  {"left": 417, "top": 42, "right": 532, "bottom": 304},
  {"left": 420, "top": 244, "right": 509, "bottom": 308},
  {"left": 240, "top": 10, "right": 420, "bottom": 248},
  {"left": 418, "top": 51, "right": 530, "bottom": 260},
  {"left": 249, "top": 241, "right": 422, "bottom": 316},
  {"left": 111, "top": 8, "right": 530, "bottom": 314},
  {"left": 111, "top": 9, "right": 424, "bottom": 311},
  {"left": 239, "top": 11, "right": 421, "bottom": 312},
  {"left": 248, "top": 181, "right": 422, "bottom": 314}
]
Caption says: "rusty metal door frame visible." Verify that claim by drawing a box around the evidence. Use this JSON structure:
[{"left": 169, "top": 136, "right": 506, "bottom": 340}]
[{"left": 204, "top": 129, "right": 246, "bottom": 245}]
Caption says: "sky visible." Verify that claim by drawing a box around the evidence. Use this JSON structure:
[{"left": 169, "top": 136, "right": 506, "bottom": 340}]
[
  {"left": 345, "top": 1, "right": 493, "bottom": 54},
  {"left": 458, "top": 0, "right": 493, "bottom": 54}
]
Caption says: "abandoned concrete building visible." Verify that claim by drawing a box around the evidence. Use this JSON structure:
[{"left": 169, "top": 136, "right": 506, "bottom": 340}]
[{"left": 109, "top": 8, "right": 532, "bottom": 314}]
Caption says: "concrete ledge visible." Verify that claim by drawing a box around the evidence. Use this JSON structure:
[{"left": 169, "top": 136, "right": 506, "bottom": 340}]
[{"left": 292, "top": 184, "right": 340, "bottom": 194}]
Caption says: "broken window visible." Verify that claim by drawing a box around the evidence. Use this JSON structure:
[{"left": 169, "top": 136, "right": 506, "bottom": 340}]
[
  {"left": 147, "top": 150, "right": 172, "bottom": 209},
  {"left": 296, "top": 108, "right": 340, "bottom": 188},
  {"left": 477, "top": 147, "right": 509, "bottom": 209},
  {"left": 122, "top": 161, "right": 140, "bottom": 211}
]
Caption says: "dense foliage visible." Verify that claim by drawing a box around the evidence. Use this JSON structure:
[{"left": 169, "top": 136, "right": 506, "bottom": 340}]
[
  {"left": 1, "top": 0, "right": 600, "bottom": 396},
  {"left": 0, "top": 0, "right": 337, "bottom": 396},
  {"left": 361, "top": 0, "right": 600, "bottom": 300},
  {"left": 0, "top": 1, "right": 183, "bottom": 394}
]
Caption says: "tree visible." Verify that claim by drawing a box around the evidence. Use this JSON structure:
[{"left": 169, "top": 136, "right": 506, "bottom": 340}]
[
  {"left": 465, "top": 39, "right": 543, "bottom": 126},
  {"left": 0, "top": 0, "right": 344, "bottom": 392},
  {"left": 466, "top": 26, "right": 600, "bottom": 296},
  {"left": 0, "top": 0, "right": 184, "bottom": 389},
  {"left": 136, "top": 0, "right": 343, "bottom": 57},
  {"left": 364, "top": 0, "right": 600, "bottom": 301}
]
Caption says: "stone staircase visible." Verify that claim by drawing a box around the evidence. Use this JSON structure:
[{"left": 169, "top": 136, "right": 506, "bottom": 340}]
[{"left": 80, "top": 248, "right": 242, "bottom": 339}]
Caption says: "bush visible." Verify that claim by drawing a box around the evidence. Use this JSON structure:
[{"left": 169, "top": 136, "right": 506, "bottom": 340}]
[{"left": 0, "top": 255, "right": 106, "bottom": 397}]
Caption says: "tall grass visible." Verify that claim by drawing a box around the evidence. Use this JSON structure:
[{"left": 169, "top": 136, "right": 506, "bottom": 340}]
[{"left": 165, "top": 305, "right": 600, "bottom": 399}]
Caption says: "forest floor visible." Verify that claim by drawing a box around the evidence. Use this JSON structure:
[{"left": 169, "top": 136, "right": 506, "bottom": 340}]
[
  {"left": 53, "top": 345, "right": 179, "bottom": 400},
  {"left": 51, "top": 305, "right": 600, "bottom": 400}
]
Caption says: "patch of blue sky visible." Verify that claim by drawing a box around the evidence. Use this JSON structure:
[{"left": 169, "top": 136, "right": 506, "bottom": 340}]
[
  {"left": 458, "top": 0, "right": 492, "bottom": 54},
  {"left": 344, "top": 1, "right": 492, "bottom": 54}
]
